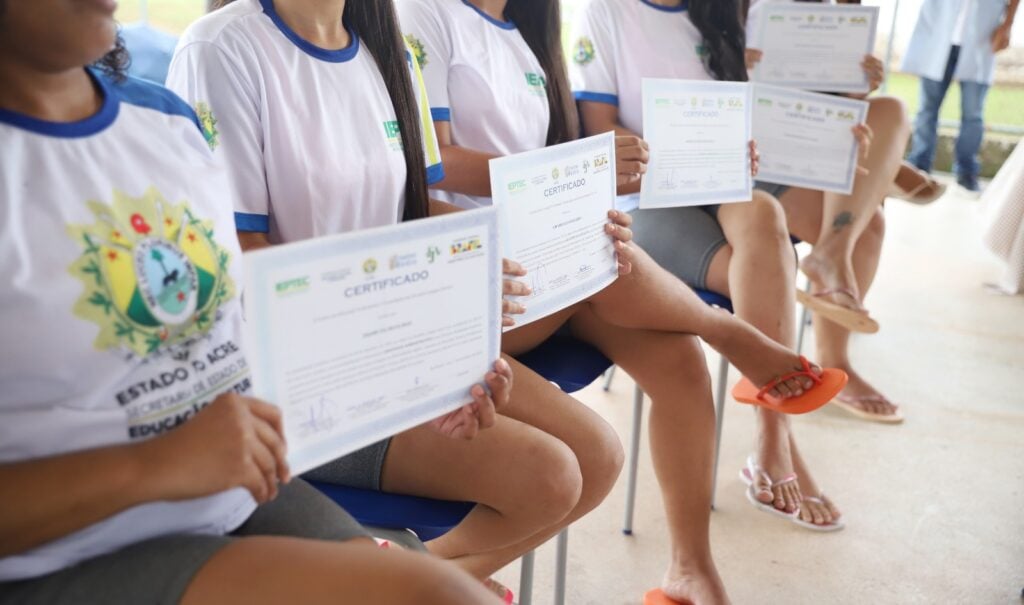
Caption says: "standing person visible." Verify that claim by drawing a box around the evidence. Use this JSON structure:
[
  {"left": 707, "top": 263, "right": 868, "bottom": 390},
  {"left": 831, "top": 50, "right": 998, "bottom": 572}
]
[
  {"left": 0, "top": 1, "right": 503, "bottom": 603},
  {"left": 903, "top": 0, "right": 1019, "bottom": 193}
]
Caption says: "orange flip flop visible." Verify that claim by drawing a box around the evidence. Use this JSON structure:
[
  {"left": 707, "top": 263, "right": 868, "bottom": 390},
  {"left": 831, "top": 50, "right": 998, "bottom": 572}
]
[
  {"left": 644, "top": 588, "right": 692, "bottom": 605},
  {"left": 731, "top": 356, "right": 848, "bottom": 414}
]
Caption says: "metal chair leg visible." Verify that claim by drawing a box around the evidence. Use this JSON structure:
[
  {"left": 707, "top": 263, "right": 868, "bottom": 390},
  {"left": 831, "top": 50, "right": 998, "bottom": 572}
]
[
  {"left": 553, "top": 528, "right": 569, "bottom": 605},
  {"left": 518, "top": 549, "right": 535, "bottom": 605},
  {"left": 602, "top": 365, "right": 617, "bottom": 391},
  {"left": 710, "top": 355, "right": 729, "bottom": 510},
  {"left": 623, "top": 384, "right": 644, "bottom": 535},
  {"left": 796, "top": 278, "right": 813, "bottom": 355}
]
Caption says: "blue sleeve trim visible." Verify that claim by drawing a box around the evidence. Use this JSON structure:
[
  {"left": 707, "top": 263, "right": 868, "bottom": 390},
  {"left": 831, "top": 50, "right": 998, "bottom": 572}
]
[
  {"left": 430, "top": 107, "right": 451, "bottom": 122},
  {"left": 573, "top": 91, "right": 619, "bottom": 106},
  {"left": 426, "top": 163, "right": 446, "bottom": 185},
  {"left": 234, "top": 212, "right": 270, "bottom": 233},
  {"left": 113, "top": 74, "right": 202, "bottom": 131}
]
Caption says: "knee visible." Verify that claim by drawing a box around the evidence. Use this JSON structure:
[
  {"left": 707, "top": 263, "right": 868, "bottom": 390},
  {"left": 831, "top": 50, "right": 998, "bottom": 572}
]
[
  {"left": 521, "top": 437, "right": 585, "bottom": 523},
  {"left": 870, "top": 96, "right": 910, "bottom": 135},
  {"left": 737, "top": 192, "right": 791, "bottom": 249}
]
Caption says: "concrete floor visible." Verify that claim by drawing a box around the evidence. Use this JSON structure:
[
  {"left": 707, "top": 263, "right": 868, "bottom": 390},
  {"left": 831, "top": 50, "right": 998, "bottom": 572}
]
[{"left": 492, "top": 184, "right": 1024, "bottom": 604}]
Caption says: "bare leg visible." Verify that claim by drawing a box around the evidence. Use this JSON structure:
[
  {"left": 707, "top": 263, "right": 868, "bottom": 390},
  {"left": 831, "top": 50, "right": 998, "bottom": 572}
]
[
  {"left": 182, "top": 537, "right": 500, "bottom": 604},
  {"left": 784, "top": 192, "right": 898, "bottom": 418},
  {"left": 570, "top": 308, "right": 729, "bottom": 605},
  {"left": 709, "top": 196, "right": 803, "bottom": 512},
  {"left": 802, "top": 96, "right": 909, "bottom": 308}
]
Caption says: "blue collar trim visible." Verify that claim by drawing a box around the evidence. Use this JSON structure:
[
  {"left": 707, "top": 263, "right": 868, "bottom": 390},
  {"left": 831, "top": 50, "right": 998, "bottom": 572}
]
[
  {"left": 0, "top": 68, "right": 119, "bottom": 138},
  {"left": 639, "top": 0, "right": 688, "bottom": 13},
  {"left": 461, "top": 0, "right": 516, "bottom": 30},
  {"left": 260, "top": 0, "right": 359, "bottom": 63}
]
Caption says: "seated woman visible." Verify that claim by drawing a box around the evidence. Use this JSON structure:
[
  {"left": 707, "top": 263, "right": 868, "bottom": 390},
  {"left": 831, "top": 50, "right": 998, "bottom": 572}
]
[
  {"left": 0, "top": 3, "right": 501, "bottom": 604},
  {"left": 398, "top": 0, "right": 847, "bottom": 602},
  {"left": 573, "top": 0, "right": 855, "bottom": 537},
  {"left": 745, "top": 0, "right": 910, "bottom": 421}
]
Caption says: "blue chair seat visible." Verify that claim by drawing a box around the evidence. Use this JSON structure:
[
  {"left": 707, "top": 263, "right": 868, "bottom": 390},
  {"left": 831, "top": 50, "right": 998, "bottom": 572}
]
[
  {"left": 694, "top": 288, "right": 733, "bottom": 313},
  {"left": 515, "top": 333, "right": 612, "bottom": 394}
]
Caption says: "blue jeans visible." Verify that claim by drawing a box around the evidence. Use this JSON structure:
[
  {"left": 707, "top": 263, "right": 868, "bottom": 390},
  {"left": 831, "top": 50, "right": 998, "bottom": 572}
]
[{"left": 907, "top": 46, "right": 990, "bottom": 179}]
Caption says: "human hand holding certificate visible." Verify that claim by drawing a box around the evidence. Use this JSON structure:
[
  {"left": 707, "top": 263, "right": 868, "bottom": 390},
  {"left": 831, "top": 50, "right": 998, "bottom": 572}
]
[
  {"left": 243, "top": 209, "right": 501, "bottom": 474},
  {"left": 752, "top": 84, "right": 868, "bottom": 195},
  {"left": 490, "top": 132, "right": 618, "bottom": 329},
  {"left": 752, "top": 3, "right": 880, "bottom": 94},
  {"left": 640, "top": 79, "right": 752, "bottom": 209}
]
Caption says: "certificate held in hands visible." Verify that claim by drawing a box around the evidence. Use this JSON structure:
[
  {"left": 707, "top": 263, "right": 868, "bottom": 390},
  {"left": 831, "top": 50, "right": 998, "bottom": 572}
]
[
  {"left": 490, "top": 132, "right": 618, "bottom": 329},
  {"left": 640, "top": 79, "right": 753, "bottom": 209},
  {"left": 752, "top": 84, "right": 869, "bottom": 195},
  {"left": 752, "top": 3, "right": 880, "bottom": 94},
  {"left": 243, "top": 208, "right": 502, "bottom": 475}
]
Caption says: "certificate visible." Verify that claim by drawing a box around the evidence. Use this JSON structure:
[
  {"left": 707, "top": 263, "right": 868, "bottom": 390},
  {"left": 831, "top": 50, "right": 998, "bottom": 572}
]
[
  {"left": 639, "top": 79, "right": 753, "bottom": 208},
  {"left": 752, "top": 3, "right": 880, "bottom": 94},
  {"left": 752, "top": 84, "right": 868, "bottom": 194},
  {"left": 489, "top": 132, "right": 618, "bottom": 329},
  {"left": 243, "top": 208, "right": 502, "bottom": 474}
]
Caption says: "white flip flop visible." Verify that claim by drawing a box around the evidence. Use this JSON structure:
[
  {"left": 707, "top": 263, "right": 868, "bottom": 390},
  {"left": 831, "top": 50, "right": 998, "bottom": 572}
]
[{"left": 740, "top": 455, "right": 845, "bottom": 532}]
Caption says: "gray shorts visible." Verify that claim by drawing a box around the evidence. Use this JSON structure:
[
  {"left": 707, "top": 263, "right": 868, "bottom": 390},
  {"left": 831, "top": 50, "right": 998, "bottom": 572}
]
[
  {"left": 0, "top": 479, "right": 369, "bottom": 605},
  {"left": 630, "top": 205, "right": 726, "bottom": 289},
  {"left": 754, "top": 180, "right": 791, "bottom": 199},
  {"left": 303, "top": 438, "right": 391, "bottom": 490}
]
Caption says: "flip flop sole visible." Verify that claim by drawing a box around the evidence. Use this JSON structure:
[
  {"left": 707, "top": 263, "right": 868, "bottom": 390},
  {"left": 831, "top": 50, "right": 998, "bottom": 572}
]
[
  {"left": 831, "top": 398, "right": 904, "bottom": 424},
  {"left": 732, "top": 368, "right": 848, "bottom": 414},
  {"left": 796, "top": 289, "right": 880, "bottom": 334},
  {"left": 790, "top": 515, "right": 846, "bottom": 532},
  {"left": 644, "top": 589, "right": 692, "bottom": 605}
]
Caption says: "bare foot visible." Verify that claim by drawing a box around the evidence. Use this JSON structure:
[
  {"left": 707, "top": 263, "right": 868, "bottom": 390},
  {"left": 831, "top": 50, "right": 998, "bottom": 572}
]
[
  {"left": 834, "top": 366, "right": 899, "bottom": 417},
  {"left": 662, "top": 563, "right": 731, "bottom": 605},
  {"left": 712, "top": 317, "right": 823, "bottom": 400},
  {"left": 800, "top": 252, "right": 864, "bottom": 313},
  {"left": 789, "top": 435, "right": 842, "bottom": 527}
]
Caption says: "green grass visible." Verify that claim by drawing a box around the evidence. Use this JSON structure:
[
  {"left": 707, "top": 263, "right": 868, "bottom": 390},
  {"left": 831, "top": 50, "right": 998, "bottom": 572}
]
[
  {"left": 115, "top": 0, "right": 205, "bottom": 35},
  {"left": 882, "top": 72, "right": 1024, "bottom": 132}
]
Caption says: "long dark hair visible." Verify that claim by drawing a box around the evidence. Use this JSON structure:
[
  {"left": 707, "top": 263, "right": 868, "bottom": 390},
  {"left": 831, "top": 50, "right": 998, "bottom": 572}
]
[
  {"left": 211, "top": 0, "right": 429, "bottom": 221},
  {"left": 688, "top": 0, "right": 748, "bottom": 82},
  {"left": 505, "top": 1, "right": 579, "bottom": 145}
]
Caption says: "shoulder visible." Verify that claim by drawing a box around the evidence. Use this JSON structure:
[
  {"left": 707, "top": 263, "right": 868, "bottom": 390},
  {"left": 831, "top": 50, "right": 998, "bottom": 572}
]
[
  {"left": 104, "top": 72, "right": 198, "bottom": 124},
  {"left": 177, "top": 0, "right": 262, "bottom": 47}
]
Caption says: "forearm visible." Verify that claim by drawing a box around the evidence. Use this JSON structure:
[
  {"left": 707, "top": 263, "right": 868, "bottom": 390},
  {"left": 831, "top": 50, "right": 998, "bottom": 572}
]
[
  {"left": 1005, "top": 0, "right": 1018, "bottom": 25},
  {"left": 428, "top": 198, "right": 463, "bottom": 216},
  {"left": 435, "top": 145, "right": 499, "bottom": 198},
  {"left": 0, "top": 444, "right": 160, "bottom": 557}
]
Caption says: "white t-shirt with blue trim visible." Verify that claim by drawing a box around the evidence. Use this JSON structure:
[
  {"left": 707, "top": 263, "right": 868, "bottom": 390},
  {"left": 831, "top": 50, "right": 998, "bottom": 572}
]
[
  {"left": 399, "top": 0, "right": 550, "bottom": 209},
  {"left": 570, "top": 0, "right": 708, "bottom": 137},
  {"left": 570, "top": 0, "right": 708, "bottom": 210},
  {"left": 0, "top": 70, "right": 256, "bottom": 581},
  {"left": 167, "top": 0, "right": 444, "bottom": 244}
]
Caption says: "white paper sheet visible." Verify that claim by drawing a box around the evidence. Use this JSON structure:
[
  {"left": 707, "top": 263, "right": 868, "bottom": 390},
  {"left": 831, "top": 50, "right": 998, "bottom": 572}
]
[
  {"left": 752, "top": 84, "right": 869, "bottom": 194},
  {"left": 489, "top": 132, "right": 619, "bottom": 328},
  {"left": 752, "top": 3, "right": 880, "bottom": 94},
  {"left": 639, "top": 79, "right": 753, "bottom": 208},
  {"left": 243, "top": 208, "right": 502, "bottom": 474}
]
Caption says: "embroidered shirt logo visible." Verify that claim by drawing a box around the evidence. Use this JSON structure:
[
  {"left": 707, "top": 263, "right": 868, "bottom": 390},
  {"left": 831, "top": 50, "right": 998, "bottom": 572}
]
[
  {"left": 525, "top": 72, "right": 547, "bottom": 97},
  {"left": 67, "top": 188, "right": 235, "bottom": 357},
  {"left": 194, "top": 102, "right": 219, "bottom": 151},
  {"left": 405, "top": 34, "right": 429, "bottom": 68},
  {"left": 384, "top": 120, "right": 403, "bottom": 151},
  {"left": 573, "top": 36, "right": 596, "bottom": 66}
]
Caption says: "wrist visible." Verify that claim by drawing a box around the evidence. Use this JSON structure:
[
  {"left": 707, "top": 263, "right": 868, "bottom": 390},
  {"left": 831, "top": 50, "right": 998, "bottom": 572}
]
[{"left": 132, "top": 437, "right": 177, "bottom": 502}]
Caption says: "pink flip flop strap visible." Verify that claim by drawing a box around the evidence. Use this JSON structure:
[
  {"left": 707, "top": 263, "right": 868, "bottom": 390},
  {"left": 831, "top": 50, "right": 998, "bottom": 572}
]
[
  {"left": 756, "top": 356, "right": 822, "bottom": 401},
  {"left": 811, "top": 288, "right": 867, "bottom": 312}
]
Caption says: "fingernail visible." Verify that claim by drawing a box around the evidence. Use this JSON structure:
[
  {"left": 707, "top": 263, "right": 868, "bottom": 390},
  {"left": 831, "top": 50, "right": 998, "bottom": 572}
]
[
  {"left": 498, "top": 358, "right": 510, "bottom": 370},
  {"left": 486, "top": 372, "right": 497, "bottom": 380}
]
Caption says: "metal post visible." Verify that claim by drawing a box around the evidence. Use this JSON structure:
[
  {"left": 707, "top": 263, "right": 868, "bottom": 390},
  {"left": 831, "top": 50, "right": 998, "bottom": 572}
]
[
  {"left": 553, "top": 529, "right": 569, "bottom": 605},
  {"left": 710, "top": 356, "right": 729, "bottom": 510},
  {"left": 602, "top": 366, "right": 617, "bottom": 391},
  {"left": 622, "top": 385, "right": 644, "bottom": 535},
  {"left": 518, "top": 549, "right": 535, "bottom": 605},
  {"left": 881, "top": 0, "right": 902, "bottom": 94},
  {"left": 796, "top": 278, "right": 813, "bottom": 355}
]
